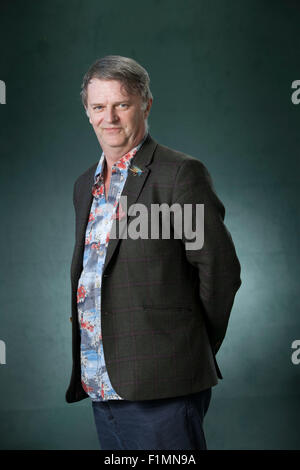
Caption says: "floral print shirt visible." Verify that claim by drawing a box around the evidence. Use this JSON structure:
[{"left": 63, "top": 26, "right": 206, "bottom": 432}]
[{"left": 77, "top": 134, "right": 147, "bottom": 401}]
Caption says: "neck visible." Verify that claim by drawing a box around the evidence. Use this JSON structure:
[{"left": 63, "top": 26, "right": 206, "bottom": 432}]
[
  {"left": 103, "top": 145, "right": 133, "bottom": 170},
  {"left": 101, "top": 131, "right": 147, "bottom": 173}
]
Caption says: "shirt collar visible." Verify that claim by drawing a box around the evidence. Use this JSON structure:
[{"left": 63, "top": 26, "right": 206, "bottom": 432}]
[{"left": 94, "top": 132, "right": 148, "bottom": 183}]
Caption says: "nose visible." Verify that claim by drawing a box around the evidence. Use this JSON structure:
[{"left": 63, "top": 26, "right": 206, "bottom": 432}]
[{"left": 104, "top": 105, "right": 118, "bottom": 123}]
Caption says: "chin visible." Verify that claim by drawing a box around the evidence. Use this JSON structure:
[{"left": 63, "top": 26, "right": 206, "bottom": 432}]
[{"left": 106, "top": 140, "right": 127, "bottom": 148}]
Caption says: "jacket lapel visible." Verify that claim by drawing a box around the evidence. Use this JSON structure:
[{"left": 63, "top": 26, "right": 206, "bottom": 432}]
[{"left": 103, "top": 134, "right": 157, "bottom": 272}]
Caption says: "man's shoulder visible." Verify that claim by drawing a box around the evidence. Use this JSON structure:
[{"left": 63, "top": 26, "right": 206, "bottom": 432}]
[
  {"left": 155, "top": 142, "right": 201, "bottom": 164},
  {"left": 152, "top": 141, "right": 208, "bottom": 177}
]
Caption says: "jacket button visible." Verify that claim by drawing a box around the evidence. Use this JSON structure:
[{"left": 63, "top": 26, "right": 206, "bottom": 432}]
[
  {"left": 103, "top": 311, "right": 109, "bottom": 316},
  {"left": 69, "top": 317, "right": 72, "bottom": 323}
]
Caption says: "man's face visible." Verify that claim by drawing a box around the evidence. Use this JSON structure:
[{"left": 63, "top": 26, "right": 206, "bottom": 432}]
[{"left": 85, "top": 79, "right": 152, "bottom": 155}]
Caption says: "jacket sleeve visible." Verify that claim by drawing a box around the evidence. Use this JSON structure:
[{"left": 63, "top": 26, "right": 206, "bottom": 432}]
[{"left": 172, "top": 158, "right": 242, "bottom": 354}]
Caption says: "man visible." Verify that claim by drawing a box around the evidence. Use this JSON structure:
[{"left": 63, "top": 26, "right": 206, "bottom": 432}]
[{"left": 66, "top": 55, "right": 242, "bottom": 450}]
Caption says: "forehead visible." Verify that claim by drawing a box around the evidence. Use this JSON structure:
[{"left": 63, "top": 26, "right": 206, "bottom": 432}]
[{"left": 87, "top": 78, "right": 137, "bottom": 102}]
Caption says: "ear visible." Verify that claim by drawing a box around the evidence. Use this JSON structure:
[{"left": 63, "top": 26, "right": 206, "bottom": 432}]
[
  {"left": 144, "top": 98, "right": 153, "bottom": 119},
  {"left": 85, "top": 107, "right": 92, "bottom": 124}
]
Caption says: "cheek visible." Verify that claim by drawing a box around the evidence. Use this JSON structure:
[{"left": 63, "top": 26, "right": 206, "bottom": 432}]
[
  {"left": 91, "top": 116, "right": 102, "bottom": 127},
  {"left": 128, "top": 112, "right": 142, "bottom": 128}
]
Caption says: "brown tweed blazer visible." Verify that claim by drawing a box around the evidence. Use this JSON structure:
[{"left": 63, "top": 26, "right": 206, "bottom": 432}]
[{"left": 65, "top": 134, "right": 241, "bottom": 403}]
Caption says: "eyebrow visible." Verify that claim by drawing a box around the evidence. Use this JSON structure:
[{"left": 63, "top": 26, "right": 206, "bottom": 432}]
[{"left": 90, "top": 101, "right": 130, "bottom": 106}]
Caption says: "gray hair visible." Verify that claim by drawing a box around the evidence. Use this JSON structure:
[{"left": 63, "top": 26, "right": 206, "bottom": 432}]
[{"left": 80, "top": 55, "right": 153, "bottom": 110}]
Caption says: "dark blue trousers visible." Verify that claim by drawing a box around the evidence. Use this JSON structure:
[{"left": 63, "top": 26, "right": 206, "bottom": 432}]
[{"left": 92, "top": 388, "right": 212, "bottom": 450}]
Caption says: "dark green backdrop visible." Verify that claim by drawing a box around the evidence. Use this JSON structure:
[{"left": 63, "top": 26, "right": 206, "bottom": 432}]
[{"left": 0, "top": 0, "right": 299, "bottom": 450}]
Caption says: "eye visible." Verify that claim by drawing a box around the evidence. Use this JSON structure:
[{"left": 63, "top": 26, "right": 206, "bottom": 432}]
[
  {"left": 94, "top": 106, "right": 103, "bottom": 111},
  {"left": 119, "top": 103, "right": 129, "bottom": 109}
]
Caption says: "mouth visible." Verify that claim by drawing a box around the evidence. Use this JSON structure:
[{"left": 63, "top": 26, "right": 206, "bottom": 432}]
[{"left": 103, "top": 128, "right": 121, "bottom": 133}]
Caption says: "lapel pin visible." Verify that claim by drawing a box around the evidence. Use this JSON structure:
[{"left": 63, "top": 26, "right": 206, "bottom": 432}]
[{"left": 129, "top": 165, "right": 143, "bottom": 176}]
